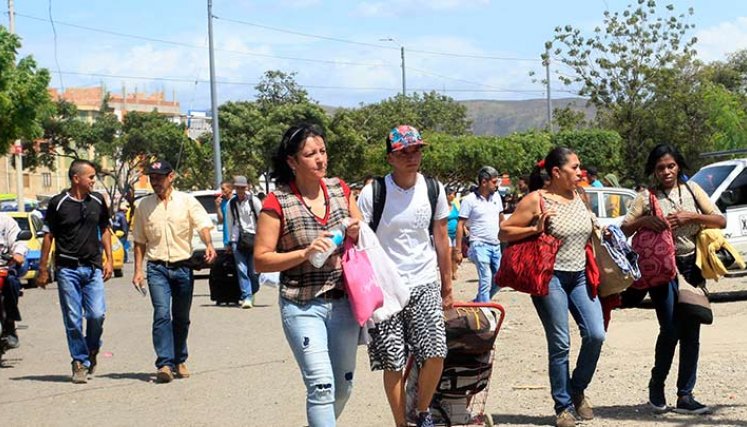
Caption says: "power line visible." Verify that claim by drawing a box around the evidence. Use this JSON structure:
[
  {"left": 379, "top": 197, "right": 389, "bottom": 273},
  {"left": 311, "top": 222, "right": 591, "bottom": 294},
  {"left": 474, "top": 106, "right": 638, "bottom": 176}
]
[
  {"left": 213, "top": 15, "right": 540, "bottom": 62},
  {"left": 13, "top": 12, "right": 395, "bottom": 69},
  {"left": 47, "top": 0, "right": 64, "bottom": 91},
  {"left": 407, "top": 66, "right": 544, "bottom": 93},
  {"left": 55, "top": 70, "right": 554, "bottom": 94}
]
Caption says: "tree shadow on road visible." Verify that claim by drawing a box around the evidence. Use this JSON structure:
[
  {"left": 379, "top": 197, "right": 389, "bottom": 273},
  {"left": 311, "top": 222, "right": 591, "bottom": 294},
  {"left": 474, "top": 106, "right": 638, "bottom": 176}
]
[
  {"left": 492, "top": 403, "right": 746, "bottom": 426},
  {"left": 10, "top": 374, "right": 71, "bottom": 383},
  {"left": 97, "top": 372, "right": 153, "bottom": 382},
  {"left": 489, "top": 413, "right": 549, "bottom": 426},
  {"left": 591, "top": 403, "right": 745, "bottom": 425}
]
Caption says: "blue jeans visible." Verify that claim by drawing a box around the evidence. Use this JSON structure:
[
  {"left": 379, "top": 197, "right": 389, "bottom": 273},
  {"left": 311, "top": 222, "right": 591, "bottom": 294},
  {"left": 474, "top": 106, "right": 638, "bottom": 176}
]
[
  {"left": 532, "top": 270, "right": 606, "bottom": 413},
  {"left": 147, "top": 263, "right": 193, "bottom": 369},
  {"left": 649, "top": 278, "right": 700, "bottom": 396},
  {"left": 468, "top": 241, "right": 501, "bottom": 302},
  {"left": 56, "top": 266, "right": 106, "bottom": 367},
  {"left": 231, "top": 242, "right": 259, "bottom": 301},
  {"left": 280, "top": 296, "right": 360, "bottom": 427}
]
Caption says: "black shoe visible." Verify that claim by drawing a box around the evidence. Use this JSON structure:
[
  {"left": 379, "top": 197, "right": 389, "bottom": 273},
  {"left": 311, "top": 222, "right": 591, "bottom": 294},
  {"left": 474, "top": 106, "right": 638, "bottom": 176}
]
[
  {"left": 648, "top": 380, "right": 667, "bottom": 413},
  {"left": 674, "top": 394, "right": 711, "bottom": 415},
  {"left": 88, "top": 350, "right": 99, "bottom": 376}
]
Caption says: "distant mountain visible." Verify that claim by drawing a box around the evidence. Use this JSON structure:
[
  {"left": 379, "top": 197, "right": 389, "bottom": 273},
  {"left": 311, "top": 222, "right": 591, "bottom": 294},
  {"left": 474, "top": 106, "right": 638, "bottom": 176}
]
[
  {"left": 319, "top": 97, "right": 595, "bottom": 136},
  {"left": 460, "top": 97, "right": 595, "bottom": 136}
]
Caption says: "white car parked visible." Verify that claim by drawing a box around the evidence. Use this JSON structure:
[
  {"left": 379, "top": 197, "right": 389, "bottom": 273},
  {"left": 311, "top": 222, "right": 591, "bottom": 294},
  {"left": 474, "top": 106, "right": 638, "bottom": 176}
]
[
  {"left": 689, "top": 158, "right": 747, "bottom": 258},
  {"left": 583, "top": 186, "right": 638, "bottom": 227},
  {"left": 189, "top": 190, "right": 228, "bottom": 270}
]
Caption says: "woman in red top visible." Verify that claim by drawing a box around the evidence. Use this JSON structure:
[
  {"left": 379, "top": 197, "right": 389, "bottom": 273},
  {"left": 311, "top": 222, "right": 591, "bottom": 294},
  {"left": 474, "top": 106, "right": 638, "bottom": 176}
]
[{"left": 255, "top": 123, "right": 362, "bottom": 426}]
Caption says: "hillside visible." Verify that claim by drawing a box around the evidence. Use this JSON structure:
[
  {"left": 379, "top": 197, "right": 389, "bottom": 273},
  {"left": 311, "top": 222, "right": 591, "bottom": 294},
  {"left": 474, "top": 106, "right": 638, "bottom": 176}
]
[
  {"left": 321, "top": 97, "right": 595, "bottom": 136},
  {"left": 460, "top": 97, "right": 595, "bottom": 135}
]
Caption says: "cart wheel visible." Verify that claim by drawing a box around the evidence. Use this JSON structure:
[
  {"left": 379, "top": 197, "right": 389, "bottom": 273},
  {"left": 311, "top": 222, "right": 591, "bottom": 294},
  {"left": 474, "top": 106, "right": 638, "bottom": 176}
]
[{"left": 485, "top": 414, "right": 495, "bottom": 427}]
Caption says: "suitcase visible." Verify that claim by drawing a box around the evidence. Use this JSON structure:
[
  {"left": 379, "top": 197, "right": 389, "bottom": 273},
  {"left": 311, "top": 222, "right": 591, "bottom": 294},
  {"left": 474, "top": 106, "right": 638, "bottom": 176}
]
[{"left": 209, "top": 253, "right": 242, "bottom": 305}]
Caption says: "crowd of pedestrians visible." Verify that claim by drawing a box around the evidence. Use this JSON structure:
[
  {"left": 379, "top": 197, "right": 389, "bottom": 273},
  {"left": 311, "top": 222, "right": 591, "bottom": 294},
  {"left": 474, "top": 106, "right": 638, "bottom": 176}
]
[{"left": 0, "top": 122, "right": 730, "bottom": 427}]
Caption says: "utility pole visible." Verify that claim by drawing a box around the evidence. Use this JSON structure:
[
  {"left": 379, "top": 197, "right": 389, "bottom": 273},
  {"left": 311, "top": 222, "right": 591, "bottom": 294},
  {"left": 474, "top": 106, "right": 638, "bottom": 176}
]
[
  {"left": 207, "top": 0, "right": 223, "bottom": 188},
  {"left": 545, "top": 45, "right": 553, "bottom": 133},
  {"left": 8, "top": 0, "right": 24, "bottom": 212},
  {"left": 400, "top": 46, "right": 406, "bottom": 97},
  {"left": 380, "top": 38, "right": 406, "bottom": 97}
]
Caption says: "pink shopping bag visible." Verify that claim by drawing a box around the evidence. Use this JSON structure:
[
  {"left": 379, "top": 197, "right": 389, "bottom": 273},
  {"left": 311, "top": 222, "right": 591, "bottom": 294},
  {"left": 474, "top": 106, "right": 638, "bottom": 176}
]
[{"left": 342, "top": 238, "right": 384, "bottom": 326}]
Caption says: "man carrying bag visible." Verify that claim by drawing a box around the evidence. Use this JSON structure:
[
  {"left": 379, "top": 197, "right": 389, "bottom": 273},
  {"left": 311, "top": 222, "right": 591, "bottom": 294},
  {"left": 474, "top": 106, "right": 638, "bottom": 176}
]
[{"left": 227, "top": 175, "right": 263, "bottom": 309}]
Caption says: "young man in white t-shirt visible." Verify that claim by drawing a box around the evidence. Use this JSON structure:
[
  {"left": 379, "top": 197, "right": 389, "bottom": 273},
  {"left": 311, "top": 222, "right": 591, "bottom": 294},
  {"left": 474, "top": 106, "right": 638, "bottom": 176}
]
[{"left": 358, "top": 125, "right": 453, "bottom": 427}]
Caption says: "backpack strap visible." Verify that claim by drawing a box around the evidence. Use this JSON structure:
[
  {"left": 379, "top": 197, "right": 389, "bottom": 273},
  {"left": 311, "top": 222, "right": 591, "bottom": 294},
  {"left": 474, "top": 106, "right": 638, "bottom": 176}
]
[
  {"left": 371, "top": 177, "right": 387, "bottom": 232},
  {"left": 425, "top": 176, "right": 440, "bottom": 235},
  {"left": 229, "top": 197, "right": 240, "bottom": 226},
  {"left": 372, "top": 175, "right": 441, "bottom": 234},
  {"left": 248, "top": 193, "right": 260, "bottom": 223}
]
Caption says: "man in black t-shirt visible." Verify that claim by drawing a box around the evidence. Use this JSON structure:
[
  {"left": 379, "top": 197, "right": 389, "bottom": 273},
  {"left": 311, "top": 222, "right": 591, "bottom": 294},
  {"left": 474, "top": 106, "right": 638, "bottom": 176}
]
[{"left": 38, "top": 159, "right": 113, "bottom": 384}]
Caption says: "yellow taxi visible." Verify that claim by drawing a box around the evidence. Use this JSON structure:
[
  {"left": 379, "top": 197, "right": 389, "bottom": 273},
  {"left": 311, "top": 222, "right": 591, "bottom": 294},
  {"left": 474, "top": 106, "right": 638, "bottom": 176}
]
[{"left": 7, "top": 212, "right": 124, "bottom": 285}]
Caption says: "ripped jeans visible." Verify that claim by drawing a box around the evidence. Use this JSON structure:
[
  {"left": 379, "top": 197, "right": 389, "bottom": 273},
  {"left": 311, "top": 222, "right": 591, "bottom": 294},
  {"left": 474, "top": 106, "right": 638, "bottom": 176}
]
[{"left": 280, "top": 295, "right": 360, "bottom": 427}]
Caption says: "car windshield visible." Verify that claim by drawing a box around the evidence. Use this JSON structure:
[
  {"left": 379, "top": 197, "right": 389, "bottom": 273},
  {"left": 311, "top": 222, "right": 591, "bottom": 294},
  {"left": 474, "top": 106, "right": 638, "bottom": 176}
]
[
  {"left": 690, "top": 165, "right": 736, "bottom": 196},
  {"left": 12, "top": 217, "right": 30, "bottom": 232},
  {"left": 194, "top": 195, "right": 218, "bottom": 215}
]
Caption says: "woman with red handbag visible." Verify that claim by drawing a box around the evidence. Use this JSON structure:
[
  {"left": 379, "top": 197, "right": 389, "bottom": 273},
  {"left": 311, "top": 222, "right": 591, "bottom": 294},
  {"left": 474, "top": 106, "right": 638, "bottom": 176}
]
[
  {"left": 621, "top": 144, "right": 725, "bottom": 416},
  {"left": 499, "top": 147, "right": 605, "bottom": 427}
]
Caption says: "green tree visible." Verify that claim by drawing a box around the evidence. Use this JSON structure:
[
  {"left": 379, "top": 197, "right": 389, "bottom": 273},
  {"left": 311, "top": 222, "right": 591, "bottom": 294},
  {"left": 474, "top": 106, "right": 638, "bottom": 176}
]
[
  {"left": 96, "top": 110, "right": 193, "bottom": 205},
  {"left": 214, "top": 71, "right": 328, "bottom": 191},
  {"left": 553, "top": 105, "right": 588, "bottom": 132},
  {"left": 0, "top": 26, "right": 52, "bottom": 154},
  {"left": 550, "top": 0, "right": 700, "bottom": 181}
]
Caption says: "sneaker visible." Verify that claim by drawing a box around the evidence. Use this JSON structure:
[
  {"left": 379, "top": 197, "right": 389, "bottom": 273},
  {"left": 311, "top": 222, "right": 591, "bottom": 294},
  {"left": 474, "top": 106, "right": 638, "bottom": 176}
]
[
  {"left": 88, "top": 350, "right": 99, "bottom": 376},
  {"left": 156, "top": 366, "right": 174, "bottom": 383},
  {"left": 648, "top": 380, "right": 668, "bottom": 413},
  {"left": 71, "top": 361, "right": 88, "bottom": 384},
  {"left": 2, "top": 334, "right": 19, "bottom": 349},
  {"left": 175, "top": 363, "right": 190, "bottom": 379},
  {"left": 416, "top": 411, "right": 435, "bottom": 427},
  {"left": 555, "top": 409, "right": 576, "bottom": 427},
  {"left": 674, "top": 394, "right": 711, "bottom": 415},
  {"left": 572, "top": 393, "right": 594, "bottom": 420},
  {"left": 241, "top": 298, "right": 253, "bottom": 309}
]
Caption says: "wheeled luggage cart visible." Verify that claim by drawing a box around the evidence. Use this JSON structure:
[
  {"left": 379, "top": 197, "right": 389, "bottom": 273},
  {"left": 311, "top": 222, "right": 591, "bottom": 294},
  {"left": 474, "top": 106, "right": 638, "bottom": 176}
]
[{"left": 405, "top": 301, "right": 506, "bottom": 426}]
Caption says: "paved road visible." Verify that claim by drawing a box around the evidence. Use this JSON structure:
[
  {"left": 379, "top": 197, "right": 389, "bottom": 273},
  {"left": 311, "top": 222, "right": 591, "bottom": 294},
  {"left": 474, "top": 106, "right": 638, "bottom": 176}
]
[{"left": 2, "top": 262, "right": 746, "bottom": 426}]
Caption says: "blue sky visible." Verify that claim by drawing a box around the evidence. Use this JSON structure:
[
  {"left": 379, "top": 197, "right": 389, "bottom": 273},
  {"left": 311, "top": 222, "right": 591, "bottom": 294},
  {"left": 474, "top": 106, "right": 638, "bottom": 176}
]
[{"left": 5, "top": 0, "right": 747, "bottom": 110}]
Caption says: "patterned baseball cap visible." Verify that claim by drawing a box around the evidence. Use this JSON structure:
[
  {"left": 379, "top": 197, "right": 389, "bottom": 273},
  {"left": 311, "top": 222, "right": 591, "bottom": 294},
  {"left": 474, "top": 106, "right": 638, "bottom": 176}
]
[
  {"left": 386, "top": 125, "right": 425, "bottom": 153},
  {"left": 148, "top": 159, "right": 173, "bottom": 175}
]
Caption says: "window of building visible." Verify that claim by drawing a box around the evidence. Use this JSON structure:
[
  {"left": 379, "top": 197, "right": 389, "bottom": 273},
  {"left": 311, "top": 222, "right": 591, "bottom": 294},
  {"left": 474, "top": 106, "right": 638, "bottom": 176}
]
[{"left": 42, "top": 172, "right": 52, "bottom": 188}]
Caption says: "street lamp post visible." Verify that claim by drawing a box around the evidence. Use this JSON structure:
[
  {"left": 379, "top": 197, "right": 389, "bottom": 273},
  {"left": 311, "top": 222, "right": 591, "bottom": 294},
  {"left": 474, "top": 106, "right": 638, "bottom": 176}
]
[{"left": 380, "top": 38, "right": 406, "bottom": 97}]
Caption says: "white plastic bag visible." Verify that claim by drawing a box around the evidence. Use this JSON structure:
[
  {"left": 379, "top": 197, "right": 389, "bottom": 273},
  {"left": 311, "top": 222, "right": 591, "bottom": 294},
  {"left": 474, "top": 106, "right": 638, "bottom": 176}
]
[
  {"left": 258, "top": 271, "right": 280, "bottom": 288},
  {"left": 356, "top": 223, "right": 410, "bottom": 324}
]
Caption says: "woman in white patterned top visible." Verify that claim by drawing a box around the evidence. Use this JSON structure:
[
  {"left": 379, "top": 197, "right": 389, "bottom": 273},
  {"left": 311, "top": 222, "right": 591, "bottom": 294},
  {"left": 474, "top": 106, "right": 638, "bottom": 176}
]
[
  {"left": 500, "top": 147, "right": 605, "bottom": 427},
  {"left": 621, "top": 143, "right": 725, "bottom": 416}
]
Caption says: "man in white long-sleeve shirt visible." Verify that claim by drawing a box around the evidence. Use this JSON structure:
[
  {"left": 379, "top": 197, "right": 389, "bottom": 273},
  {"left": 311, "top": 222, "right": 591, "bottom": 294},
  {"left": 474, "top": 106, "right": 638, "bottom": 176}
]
[{"left": 226, "top": 175, "right": 263, "bottom": 309}]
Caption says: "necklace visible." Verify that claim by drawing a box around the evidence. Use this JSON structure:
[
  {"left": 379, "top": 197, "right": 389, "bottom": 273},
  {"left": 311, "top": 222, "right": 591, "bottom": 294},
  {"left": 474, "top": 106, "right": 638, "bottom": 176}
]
[{"left": 301, "top": 193, "right": 328, "bottom": 215}]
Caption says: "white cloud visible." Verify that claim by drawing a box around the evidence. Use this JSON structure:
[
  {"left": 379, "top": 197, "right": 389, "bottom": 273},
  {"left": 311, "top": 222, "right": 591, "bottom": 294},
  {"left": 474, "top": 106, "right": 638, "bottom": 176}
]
[
  {"left": 695, "top": 16, "right": 747, "bottom": 62},
  {"left": 353, "top": 0, "right": 489, "bottom": 17}
]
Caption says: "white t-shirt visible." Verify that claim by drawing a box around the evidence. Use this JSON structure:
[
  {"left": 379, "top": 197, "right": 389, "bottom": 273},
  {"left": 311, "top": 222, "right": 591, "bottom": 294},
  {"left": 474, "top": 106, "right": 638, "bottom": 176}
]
[
  {"left": 458, "top": 191, "right": 503, "bottom": 245},
  {"left": 358, "top": 174, "right": 449, "bottom": 287}
]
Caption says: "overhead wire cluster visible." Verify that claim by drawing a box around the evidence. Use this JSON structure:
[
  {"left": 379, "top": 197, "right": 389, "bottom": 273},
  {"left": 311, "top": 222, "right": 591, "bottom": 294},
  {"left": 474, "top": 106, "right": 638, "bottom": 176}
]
[{"left": 6, "top": 7, "right": 580, "bottom": 100}]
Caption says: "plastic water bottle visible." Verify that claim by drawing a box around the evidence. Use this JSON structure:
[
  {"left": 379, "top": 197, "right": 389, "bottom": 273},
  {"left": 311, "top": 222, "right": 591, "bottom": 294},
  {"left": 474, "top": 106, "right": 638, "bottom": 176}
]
[{"left": 309, "top": 219, "right": 350, "bottom": 268}]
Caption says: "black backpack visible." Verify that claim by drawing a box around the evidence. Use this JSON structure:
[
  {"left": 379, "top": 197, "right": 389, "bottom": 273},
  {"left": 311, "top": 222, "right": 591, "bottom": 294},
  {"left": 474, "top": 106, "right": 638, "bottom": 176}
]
[{"left": 370, "top": 175, "right": 440, "bottom": 234}]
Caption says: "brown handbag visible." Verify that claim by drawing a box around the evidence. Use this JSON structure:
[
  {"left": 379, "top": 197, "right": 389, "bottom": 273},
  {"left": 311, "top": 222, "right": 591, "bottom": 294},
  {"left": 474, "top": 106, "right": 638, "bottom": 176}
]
[{"left": 678, "top": 283, "right": 713, "bottom": 325}]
